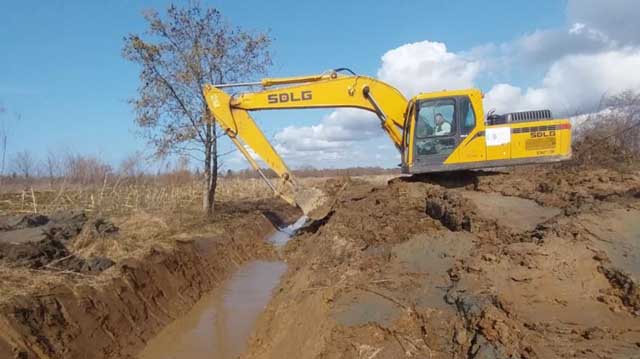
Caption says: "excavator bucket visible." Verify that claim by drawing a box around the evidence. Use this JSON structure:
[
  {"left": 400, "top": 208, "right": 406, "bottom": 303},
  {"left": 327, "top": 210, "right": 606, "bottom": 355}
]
[
  {"left": 203, "top": 84, "right": 329, "bottom": 217},
  {"left": 293, "top": 186, "right": 327, "bottom": 217},
  {"left": 274, "top": 176, "right": 328, "bottom": 217}
]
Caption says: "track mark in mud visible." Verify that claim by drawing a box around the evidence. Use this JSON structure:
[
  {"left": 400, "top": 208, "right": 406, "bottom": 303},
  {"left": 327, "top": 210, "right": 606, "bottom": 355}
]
[{"left": 461, "top": 191, "right": 560, "bottom": 231}]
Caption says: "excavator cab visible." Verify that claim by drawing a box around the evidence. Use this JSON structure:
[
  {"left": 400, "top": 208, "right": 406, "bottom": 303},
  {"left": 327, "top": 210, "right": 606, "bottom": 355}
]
[{"left": 402, "top": 89, "right": 572, "bottom": 174}]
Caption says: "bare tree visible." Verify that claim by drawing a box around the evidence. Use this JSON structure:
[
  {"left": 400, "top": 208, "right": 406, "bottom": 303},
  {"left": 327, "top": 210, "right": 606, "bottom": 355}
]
[
  {"left": 119, "top": 151, "right": 146, "bottom": 178},
  {"left": 123, "top": 2, "right": 271, "bottom": 216},
  {"left": 603, "top": 90, "right": 640, "bottom": 154},
  {"left": 45, "top": 148, "right": 65, "bottom": 187},
  {"left": 573, "top": 90, "right": 640, "bottom": 167},
  {"left": 12, "top": 150, "right": 35, "bottom": 179},
  {"left": 63, "top": 153, "right": 112, "bottom": 185}
]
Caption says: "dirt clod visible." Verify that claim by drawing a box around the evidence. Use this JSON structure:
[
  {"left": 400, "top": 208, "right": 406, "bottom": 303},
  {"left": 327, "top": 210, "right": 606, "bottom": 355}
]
[
  {"left": 598, "top": 265, "right": 640, "bottom": 315},
  {"left": 86, "top": 218, "right": 119, "bottom": 238},
  {"left": 44, "top": 211, "right": 87, "bottom": 242},
  {"left": 0, "top": 238, "right": 69, "bottom": 268},
  {"left": 60, "top": 256, "right": 115, "bottom": 273},
  {"left": 0, "top": 214, "right": 50, "bottom": 231},
  {"left": 0, "top": 211, "right": 121, "bottom": 274},
  {"left": 425, "top": 189, "right": 475, "bottom": 231}
]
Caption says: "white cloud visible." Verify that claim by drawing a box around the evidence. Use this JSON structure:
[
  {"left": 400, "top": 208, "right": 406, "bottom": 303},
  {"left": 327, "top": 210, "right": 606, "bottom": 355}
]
[
  {"left": 567, "top": 0, "right": 640, "bottom": 46},
  {"left": 485, "top": 49, "right": 640, "bottom": 114},
  {"left": 273, "top": 108, "right": 379, "bottom": 153},
  {"left": 377, "top": 41, "right": 480, "bottom": 97},
  {"left": 269, "top": 108, "right": 403, "bottom": 168},
  {"left": 513, "top": 23, "right": 616, "bottom": 66}
]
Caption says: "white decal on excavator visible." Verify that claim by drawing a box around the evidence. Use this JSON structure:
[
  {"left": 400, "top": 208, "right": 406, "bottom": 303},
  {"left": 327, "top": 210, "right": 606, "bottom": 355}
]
[{"left": 485, "top": 127, "right": 511, "bottom": 146}]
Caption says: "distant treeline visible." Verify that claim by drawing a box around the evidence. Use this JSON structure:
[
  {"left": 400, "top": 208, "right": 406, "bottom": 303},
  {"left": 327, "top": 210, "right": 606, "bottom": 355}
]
[{"left": 0, "top": 151, "right": 399, "bottom": 193}]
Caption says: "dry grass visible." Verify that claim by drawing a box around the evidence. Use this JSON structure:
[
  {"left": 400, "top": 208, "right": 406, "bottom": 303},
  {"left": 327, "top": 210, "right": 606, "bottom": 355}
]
[
  {"left": 0, "top": 174, "right": 393, "bottom": 217},
  {"left": 0, "top": 266, "right": 90, "bottom": 301},
  {"left": 70, "top": 211, "right": 173, "bottom": 262},
  {"left": 0, "top": 177, "right": 280, "bottom": 216}
]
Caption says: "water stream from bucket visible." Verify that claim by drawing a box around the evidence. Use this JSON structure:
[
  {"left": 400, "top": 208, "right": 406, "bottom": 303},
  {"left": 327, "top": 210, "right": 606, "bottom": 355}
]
[{"left": 138, "top": 217, "right": 307, "bottom": 359}]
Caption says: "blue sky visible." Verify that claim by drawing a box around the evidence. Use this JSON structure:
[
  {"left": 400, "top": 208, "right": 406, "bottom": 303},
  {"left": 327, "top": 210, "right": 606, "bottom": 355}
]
[{"left": 1, "top": 0, "right": 639, "bottom": 172}]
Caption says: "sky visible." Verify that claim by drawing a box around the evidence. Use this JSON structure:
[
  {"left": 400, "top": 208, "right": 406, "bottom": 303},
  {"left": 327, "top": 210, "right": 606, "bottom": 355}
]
[{"left": 1, "top": 0, "right": 640, "bottom": 172}]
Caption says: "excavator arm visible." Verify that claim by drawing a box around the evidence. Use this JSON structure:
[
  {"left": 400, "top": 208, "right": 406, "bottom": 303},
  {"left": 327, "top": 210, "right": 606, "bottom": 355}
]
[{"left": 203, "top": 69, "right": 409, "bottom": 213}]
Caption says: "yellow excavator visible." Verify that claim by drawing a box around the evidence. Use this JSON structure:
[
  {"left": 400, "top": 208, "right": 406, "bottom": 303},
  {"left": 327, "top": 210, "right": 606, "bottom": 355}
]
[{"left": 204, "top": 68, "right": 572, "bottom": 213}]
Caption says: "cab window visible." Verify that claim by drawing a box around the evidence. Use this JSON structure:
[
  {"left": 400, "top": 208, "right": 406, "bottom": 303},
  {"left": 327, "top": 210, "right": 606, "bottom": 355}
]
[
  {"left": 414, "top": 98, "right": 456, "bottom": 156},
  {"left": 461, "top": 98, "right": 476, "bottom": 135},
  {"left": 415, "top": 99, "right": 455, "bottom": 138}
]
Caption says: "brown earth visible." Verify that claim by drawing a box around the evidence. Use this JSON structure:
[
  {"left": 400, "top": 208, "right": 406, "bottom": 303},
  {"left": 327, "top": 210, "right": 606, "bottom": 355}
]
[
  {"left": 1, "top": 166, "right": 639, "bottom": 359},
  {"left": 242, "top": 166, "right": 640, "bottom": 359},
  {"left": 0, "top": 199, "right": 300, "bottom": 359}
]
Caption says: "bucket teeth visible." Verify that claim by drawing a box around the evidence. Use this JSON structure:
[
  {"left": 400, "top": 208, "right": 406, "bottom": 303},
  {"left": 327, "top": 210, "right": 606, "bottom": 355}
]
[{"left": 293, "top": 187, "right": 327, "bottom": 216}]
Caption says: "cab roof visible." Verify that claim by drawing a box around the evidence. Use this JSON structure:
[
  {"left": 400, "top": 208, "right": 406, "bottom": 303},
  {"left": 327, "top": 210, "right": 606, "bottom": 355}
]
[{"left": 411, "top": 88, "right": 483, "bottom": 101}]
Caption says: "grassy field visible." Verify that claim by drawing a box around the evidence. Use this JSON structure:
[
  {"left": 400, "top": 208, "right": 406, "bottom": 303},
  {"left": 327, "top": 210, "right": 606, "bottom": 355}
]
[
  {"left": 0, "top": 177, "right": 277, "bottom": 216},
  {"left": 0, "top": 174, "right": 399, "bottom": 217}
]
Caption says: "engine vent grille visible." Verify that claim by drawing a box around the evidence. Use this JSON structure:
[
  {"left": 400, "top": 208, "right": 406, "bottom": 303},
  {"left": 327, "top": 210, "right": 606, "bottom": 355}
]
[{"left": 507, "top": 110, "right": 552, "bottom": 122}]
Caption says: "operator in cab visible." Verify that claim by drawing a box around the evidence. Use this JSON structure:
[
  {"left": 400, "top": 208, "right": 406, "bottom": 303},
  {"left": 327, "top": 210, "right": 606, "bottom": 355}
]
[{"left": 434, "top": 113, "right": 451, "bottom": 136}]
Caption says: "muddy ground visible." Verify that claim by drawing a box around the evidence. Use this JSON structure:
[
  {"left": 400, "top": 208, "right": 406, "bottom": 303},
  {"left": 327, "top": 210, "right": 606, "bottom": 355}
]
[
  {"left": 0, "top": 165, "right": 639, "bottom": 359},
  {"left": 243, "top": 166, "right": 640, "bottom": 359},
  {"left": 0, "top": 199, "right": 300, "bottom": 359}
]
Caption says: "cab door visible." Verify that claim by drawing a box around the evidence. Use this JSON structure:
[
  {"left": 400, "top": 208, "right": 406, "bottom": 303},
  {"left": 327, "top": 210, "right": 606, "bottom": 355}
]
[
  {"left": 412, "top": 97, "right": 460, "bottom": 171},
  {"left": 457, "top": 96, "right": 486, "bottom": 163}
]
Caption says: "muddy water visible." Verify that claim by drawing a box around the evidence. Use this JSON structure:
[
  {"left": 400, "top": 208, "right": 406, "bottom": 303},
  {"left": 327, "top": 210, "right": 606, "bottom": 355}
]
[
  {"left": 138, "top": 217, "right": 306, "bottom": 359},
  {"left": 268, "top": 216, "right": 307, "bottom": 246}
]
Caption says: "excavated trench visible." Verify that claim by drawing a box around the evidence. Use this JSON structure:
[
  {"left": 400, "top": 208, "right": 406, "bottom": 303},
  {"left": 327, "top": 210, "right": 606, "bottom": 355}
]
[
  {"left": 137, "top": 217, "right": 307, "bottom": 359},
  {"left": 0, "top": 202, "right": 302, "bottom": 359}
]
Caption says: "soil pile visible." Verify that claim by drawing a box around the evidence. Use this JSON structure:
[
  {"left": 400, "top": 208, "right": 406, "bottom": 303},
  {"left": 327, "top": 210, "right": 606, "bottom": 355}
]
[
  {"left": 0, "top": 211, "right": 117, "bottom": 273},
  {"left": 243, "top": 166, "right": 640, "bottom": 359}
]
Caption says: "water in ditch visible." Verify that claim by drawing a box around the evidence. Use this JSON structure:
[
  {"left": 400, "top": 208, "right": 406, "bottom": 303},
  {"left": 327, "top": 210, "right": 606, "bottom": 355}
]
[{"left": 138, "top": 217, "right": 307, "bottom": 359}]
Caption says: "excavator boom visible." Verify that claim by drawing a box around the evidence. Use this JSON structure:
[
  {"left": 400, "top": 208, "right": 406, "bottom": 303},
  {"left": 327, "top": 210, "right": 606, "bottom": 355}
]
[{"left": 203, "top": 70, "right": 409, "bottom": 213}]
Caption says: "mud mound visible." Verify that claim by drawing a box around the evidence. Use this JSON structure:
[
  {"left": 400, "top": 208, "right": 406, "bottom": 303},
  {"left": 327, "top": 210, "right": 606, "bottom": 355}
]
[
  {"left": 0, "top": 238, "right": 69, "bottom": 268},
  {"left": 0, "top": 211, "right": 89, "bottom": 245},
  {"left": 0, "top": 237, "right": 116, "bottom": 274},
  {"left": 0, "top": 211, "right": 120, "bottom": 274},
  {"left": 425, "top": 188, "right": 476, "bottom": 231},
  {"left": 80, "top": 217, "right": 119, "bottom": 239},
  {"left": 598, "top": 265, "right": 640, "bottom": 315},
  {"left": 298, "top": 178, "right": 441, "bottom": 248},
  {"left": 244, "top": 166, "right": 640, "bottom": 359},
  {"left": 475, "top": 166, "right": 640, "bottom": 213},
  {"left": 44, "top": 211, "right": 88, "bottom": 242},
  {"left": 446, "top": 292, "right": 530, "bottom": 358},
  {"left": 0, "top": 214, "right": 49, "bottom": 231}
]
